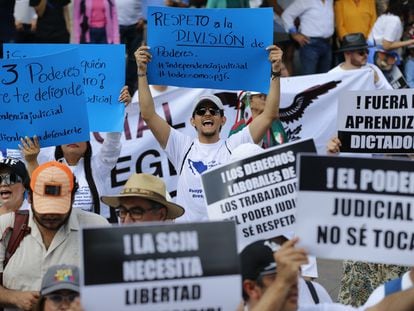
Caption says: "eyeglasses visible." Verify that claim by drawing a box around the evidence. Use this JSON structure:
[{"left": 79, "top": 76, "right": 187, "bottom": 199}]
[
  {"left": 355, "top": 49, "right": 369, "bottom": 56},
  {"left": 195, "top": 107, "right": 221, "bottom": 116},
  {"left": 115, "top": 205, "right": 161, "bottom": 220},
  {"left": 45, "top": 293, "right": 79, "bottom": 305},
  {"left": 0, "top": 173, "right": 23, "bottom": 185}
]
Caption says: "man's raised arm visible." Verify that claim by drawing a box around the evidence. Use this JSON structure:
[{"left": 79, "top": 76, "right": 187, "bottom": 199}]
[
  {"left": 249, "top": 45, "right": 282, "bottom": 144},
  {"left": 134, "top": 46, "right": 171, "bottom": 149}
]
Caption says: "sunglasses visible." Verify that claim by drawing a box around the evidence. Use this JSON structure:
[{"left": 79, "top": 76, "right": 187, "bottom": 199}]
[
  {"left": 45, "top": 293, "right": 79, "bottom": 305},
  {"left": 195, "top": 107, "right": 221, "bottom": 116},
  {"left": 0, "top": 173, "right": 23, "bottom": 185},
  {"left": 354, "top": 49, "right": 369, "bottom": 56},
  {"left": 115, "top": 205, "right": 162, "bottom": 220}
]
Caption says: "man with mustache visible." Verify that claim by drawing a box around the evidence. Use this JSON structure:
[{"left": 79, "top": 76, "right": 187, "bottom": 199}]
[{"left": 0, "top": 161, "right": 108, "bottom": 311}]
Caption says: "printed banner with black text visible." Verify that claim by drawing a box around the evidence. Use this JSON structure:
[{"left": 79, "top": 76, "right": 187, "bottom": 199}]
[
  {"left": 80, "top": 221, "right": 240, "bottom": 311},
  {"left": 201, "top": 139, "right": 316, "bottom": 252},
  {"left": 296, "top": 154, "right": 414, "bottom": 266}
]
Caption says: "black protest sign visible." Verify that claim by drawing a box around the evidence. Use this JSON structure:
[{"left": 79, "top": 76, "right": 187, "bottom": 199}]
[
  {"left": 81, "top": 221, "right": 240, "bottom": 311},
  {"left": 201, "top": 139, "right": 316, "bottom": 251},
  {"left": 296, "top": 154, "right": 414, "bottom": 266},
  {"left": 337, "top": 89, "right": 414, "bottom": 153}
]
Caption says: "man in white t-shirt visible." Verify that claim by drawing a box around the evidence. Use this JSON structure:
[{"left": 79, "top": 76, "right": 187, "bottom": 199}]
[
  {"left": 134, "top": 45, "right": 282, "bottom": 222},
  {"left": 329, "top": 32, "right": 392, "bottom": 90},
  {"left": 249, "top": 238, "right": 414, "bottom": 311}
]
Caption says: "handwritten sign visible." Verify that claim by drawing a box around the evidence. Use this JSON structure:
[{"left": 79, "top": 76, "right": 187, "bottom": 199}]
[
  {"left": 337, "top": 89, "right": 414, "bottom": 153},
  {"left": 147, "top": 7, "right": 273, "bottom": 93},
  {"left": 0, "top": 49, "right": 89, "bottom": 148},
  {"left": 296, "top": 154, "right": 414, "bottom": 266},
  {"left": 201, "top": 139, "right": 316, "bottom": 251},
  {"left": 81, "top": 221, "right": 241, "bottom": 311},
  {"left": 3, "top": 43, "right": 125, "bottom": 132}
]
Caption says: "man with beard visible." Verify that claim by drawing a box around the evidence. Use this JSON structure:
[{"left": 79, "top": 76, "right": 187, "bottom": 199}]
[
  {"left": 329, "top": 32, "right": 392, "bottom": 90},
  {"left": 0, "top": 157, "right": 30, "bottom": 215},
  {"left": 0, "top": 161, "right": 108, "bottom": 311},
  {"left": 134, "top": 45, "right": 282, "bottom": 222}
]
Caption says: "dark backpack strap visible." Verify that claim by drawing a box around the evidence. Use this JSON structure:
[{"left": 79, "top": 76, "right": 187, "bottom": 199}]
[
  {"left": 179, "top": 142, "right": 194, "bottom": 175},
  {"left": 3, "top": 210, "right": 31, "bottom": 269},
  {"left": 305, "top": 280, "right": 319, "bottom": 304},
  {"left": 224, "top": 141, "right": 232, "bottom": 155},
  {"left": 384, "top": 277, "right": 402, "bottom": 296}
]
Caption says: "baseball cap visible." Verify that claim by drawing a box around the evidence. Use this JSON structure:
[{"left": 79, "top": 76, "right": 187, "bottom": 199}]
[
  {"left": 40, "top": 264, "right": 80, "bottom": 295},
  {"left": 0, "top": 157, "right": 30, "bottom": 189},
  {"left": 192, "top": 95, "right": 224, "bottom": 115},
  {"left": 240, "top": 239, "right": 279, "bottom": 281},
  {"left": 30, "top": 161, "right": 74, "bottom": 214},
  {"left": 237, "top": 91, "right": 266, "bottom": 102},
  {"left": 230, "top": 143, "right": 264, "bottom": 161}
]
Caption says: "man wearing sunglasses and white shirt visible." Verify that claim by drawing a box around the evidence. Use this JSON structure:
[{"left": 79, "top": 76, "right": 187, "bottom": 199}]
[
  {"left": 134, "top": 45, "right": 282, "bottom": 222},
  {"left": 101, "top": 173, "right": 185, "bottom": 223},
  {"left": 329, "top": 32, "right": 392, "bottom": 90},
  {"left": 0, "top": 157, "right": 31, "bottom": 215}
]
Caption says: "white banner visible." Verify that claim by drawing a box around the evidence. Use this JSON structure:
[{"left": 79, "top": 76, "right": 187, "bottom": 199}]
[{"left": 83, "top": 70, "right": 376, "bottom": 200}]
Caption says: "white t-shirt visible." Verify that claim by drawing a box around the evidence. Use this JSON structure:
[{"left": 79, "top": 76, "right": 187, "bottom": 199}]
[
  {"left": 298, "top": 277, "right": 332, "bottom": 306},
  {"left": 364, "top": 271, "right": 413, "bottom": 308},
  {"left": 165, "top": 126, "right": 253, "bottom": 222},
  {"left": 14, "top": 0, "right": 37, "bottom": 24},
  {"left": 115, "top": 0, "right": 143, "bottom": 26},
  {"left": 328, "top": 64, "right": 392, "bottom": 90},
  {"left": 282, "top": 0, "right": 334, "bottom": 38},
  {"left": 368, "top": 13, "right": 403, "bottom": 46},
  {"left": 66, "top": 158, "right": 94, "bottom": 212}
]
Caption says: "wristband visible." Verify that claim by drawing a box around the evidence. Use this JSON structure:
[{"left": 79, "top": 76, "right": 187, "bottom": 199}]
[{"left": 271, "top": 70, "right": 281, "bottom": 80}]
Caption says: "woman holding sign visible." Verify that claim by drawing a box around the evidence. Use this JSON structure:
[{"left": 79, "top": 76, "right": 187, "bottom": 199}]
[{"left": 19, "top": 86, "right": 131, "bottom": 223}]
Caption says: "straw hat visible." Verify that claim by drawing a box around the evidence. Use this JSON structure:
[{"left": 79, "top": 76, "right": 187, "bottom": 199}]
[{"left": 101, "top": 173, "right": 184, "bottom": 220}]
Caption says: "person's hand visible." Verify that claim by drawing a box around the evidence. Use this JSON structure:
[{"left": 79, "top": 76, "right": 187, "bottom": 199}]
[
  {"left": 118, "top": 85, "right": 131, "bottom": 106},
  {"left": 274, "top": 237, "right": 308, "bottom": 288},
  {"left": 291, "top": 33, "right": 310, "bottom": 47},
  {"left": 12, "top": 291, "right": 39, "bottom": 310},
  {"left": 267, "top": 45, "right": 283, "bottom": 73},
  {"left": 134, "top": 46, "right": 152, "bottom": 76},
  {"left": 15, "top": 21, "right": 24, "bottom": 31},
  {"left": 327, "top": 136, "right": 341, "bottom": 154},
  {"left": 19, "top": 136, "right": 40, "bottom": 163}
]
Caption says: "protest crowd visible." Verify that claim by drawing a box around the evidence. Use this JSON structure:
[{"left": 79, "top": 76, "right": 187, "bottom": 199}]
[{"left": 1, "top": 0, "right": 414, "bottom": 310}]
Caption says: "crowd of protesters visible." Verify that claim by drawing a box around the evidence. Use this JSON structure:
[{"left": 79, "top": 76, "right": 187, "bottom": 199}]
[{"left": 0, "top": 0, "right": 413, "bottom": 310}]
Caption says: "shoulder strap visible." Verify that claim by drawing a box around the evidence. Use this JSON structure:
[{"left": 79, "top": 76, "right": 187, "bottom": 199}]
[
  {"left": 384, "top": 277, "right": 402, "bottom": 296},
  {"left": 305, "top": 280, "right": 320, "bottom": 304},
  {"left": 3, "top": 210, "right": 31, "bottom": 269},
  {"left": 179, "top": 142, "right": 194, "bottom": 175},
  {"left": 224, "top": 141, "right": 232, "bottom": 155}
]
